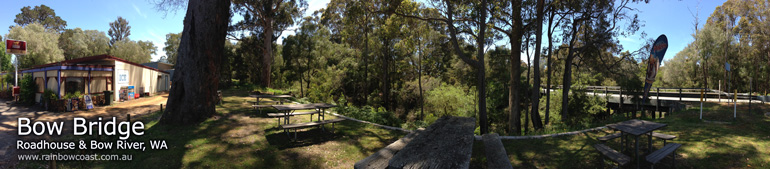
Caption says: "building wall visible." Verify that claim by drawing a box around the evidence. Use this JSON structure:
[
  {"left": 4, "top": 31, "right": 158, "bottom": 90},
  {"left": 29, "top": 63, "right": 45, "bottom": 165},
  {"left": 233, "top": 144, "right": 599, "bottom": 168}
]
[{"left": 113, "top": 61, "right": 169, "bottom": 102}]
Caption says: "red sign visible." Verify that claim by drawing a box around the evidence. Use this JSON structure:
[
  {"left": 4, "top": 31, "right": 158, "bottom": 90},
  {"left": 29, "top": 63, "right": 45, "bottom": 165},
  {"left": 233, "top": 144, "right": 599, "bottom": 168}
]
[{"left": 6, "top": 39, "right": 27, "bottom": 55}]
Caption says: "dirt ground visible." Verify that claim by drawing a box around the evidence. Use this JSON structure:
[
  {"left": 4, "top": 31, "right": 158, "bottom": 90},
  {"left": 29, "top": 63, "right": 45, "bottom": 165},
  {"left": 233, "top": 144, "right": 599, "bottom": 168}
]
[{"left": 0, "top": 94, "right": 169, "bottom": 166}]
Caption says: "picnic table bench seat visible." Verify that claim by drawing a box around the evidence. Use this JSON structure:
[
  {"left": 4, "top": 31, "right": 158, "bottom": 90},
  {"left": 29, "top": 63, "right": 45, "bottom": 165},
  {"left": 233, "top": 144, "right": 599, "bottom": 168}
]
[
  {"left": 598, "top": 132, "right": 622, "bottom": 142},
  {"left": 280, "top": 118, "right": 345, "bottom": 140},
  {"left": 280, "top": 118, "right": 345, "bottom": 129},
  {"left": 249, "top": 100, "right": 284, "bottom": 104},
  {"left": 648, "top": 132, "right": 676, "bottom": 144},
  {"left": 267, "top": 110, "right": 319, "bottom": 117},
  {"left": 252, "top": 104, "right": 273, "bottom": 108},
  {"left": 646, "top": 143, "right": 681, "bottom": 168},
  {"left": 594, "top": 144, "right": 630, "bottom": 167},
  {"left": 482, "top": 133, "right": 514, "bottom": 169}
]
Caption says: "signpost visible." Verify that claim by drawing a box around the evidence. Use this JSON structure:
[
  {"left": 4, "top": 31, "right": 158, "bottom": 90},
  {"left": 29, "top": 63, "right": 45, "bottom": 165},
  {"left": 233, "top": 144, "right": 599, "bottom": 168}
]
[{"left": 6, "top": 39, "right": 27, "bottom": 101}]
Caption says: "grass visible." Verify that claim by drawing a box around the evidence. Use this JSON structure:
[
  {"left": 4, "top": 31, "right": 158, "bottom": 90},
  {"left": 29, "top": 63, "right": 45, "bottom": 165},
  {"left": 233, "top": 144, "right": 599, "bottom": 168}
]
[
  {"left": 474, "top": 102, "right": 770, "bottom": 168},
  {"left": 18, "top": 89, "right": 405, "bottom": 169},
  {"left": 17, "top": 89, "right": 770, "bottom": 168}
]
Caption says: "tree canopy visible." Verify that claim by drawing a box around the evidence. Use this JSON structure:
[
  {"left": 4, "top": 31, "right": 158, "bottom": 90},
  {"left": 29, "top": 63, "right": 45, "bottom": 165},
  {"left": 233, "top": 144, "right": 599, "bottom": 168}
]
[
  {"left": 12, "top": 4, "right": 67, "bottom": 32},
  {"left": 108, "top": 16, "right": 131, "bottom": 46}
]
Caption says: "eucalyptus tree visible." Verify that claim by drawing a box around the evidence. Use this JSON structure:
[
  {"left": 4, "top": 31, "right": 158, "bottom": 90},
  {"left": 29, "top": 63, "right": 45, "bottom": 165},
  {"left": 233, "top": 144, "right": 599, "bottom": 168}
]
[
  {"left": 393, "top": 0, "right": 492, "bottom": 134},
  {"left": 158, "top": 0, "right": 231, "bottom": 125},
  {"left": 13, "top": 5, "right": 67, "bottom": 32},
  {"left": 230, "top": 0, "right": 307, "bottom": 88},
  {"left": 554, "top": 0, "right": 645, "bottom": 121}
]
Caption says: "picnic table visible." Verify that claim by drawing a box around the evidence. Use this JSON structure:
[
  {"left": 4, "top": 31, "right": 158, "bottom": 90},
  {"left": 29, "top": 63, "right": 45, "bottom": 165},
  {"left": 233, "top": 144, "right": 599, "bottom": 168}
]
[
  {"left": 272, "top": 103, "right": 339, "bottom": 139},
  {"left": 606, "top": 119, "right": 667, "bottom": 168},
  {"left": 250, "top": 94, "right": 293, "bottom": 105}
]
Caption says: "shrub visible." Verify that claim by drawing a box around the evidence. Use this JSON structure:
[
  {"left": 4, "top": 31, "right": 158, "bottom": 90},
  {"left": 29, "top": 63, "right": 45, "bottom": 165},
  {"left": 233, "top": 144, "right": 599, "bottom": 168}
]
[
  {"left": 424, "top": 83, "right": 476, "bottom": 120},
  {"left": 335, "top": 102, "right": 402, "bottom": 127},
  {"left": 540, "top": 88, "right": 607, "bottom": 127},
  {"left": 19, "top": 75, "right": 37, "bottom": 104}
]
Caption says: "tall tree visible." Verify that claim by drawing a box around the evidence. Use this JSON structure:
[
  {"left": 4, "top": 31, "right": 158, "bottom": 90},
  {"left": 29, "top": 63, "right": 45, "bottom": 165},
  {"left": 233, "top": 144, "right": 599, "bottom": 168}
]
[
  {"left": 108, "top": 16, "right": 131, "bottom": 46},
  {"left": 7, "top": 23, "right": 65, "bottom": 68},
  {"left": 164, "top": 32, "right": 182, "bottom": 64},
  {"left": 393, "top": 0, "right": 492, "bottom": 133},
  {"left": 557, "top": 0, "right": 644, "bottom": 121},
  {"left": 528, "top": 0, "right": 545, "bottom": 129},
  {"left": 111, "top": 40, "right": 152, "bottom": 63},
  {"left": 231, "top": 0, "right": 307, "bottom": 88},
  {"left": 138, "top": 40, "right": 158, "bottom": 56},
  {"left": 0, "top": 35, "right": 12, "bottom": 71},
  {"left": 488, "top": 0, "right": 528, "bottom": 135},
  {"left": 59, "top": 28, "right": 110, "bottom": 60},
  {"left": 159, "top": 0, "right": 231, "bottom": 125},
  {"left": 12, "top": 5, "right": 67, "bottom": 32}
]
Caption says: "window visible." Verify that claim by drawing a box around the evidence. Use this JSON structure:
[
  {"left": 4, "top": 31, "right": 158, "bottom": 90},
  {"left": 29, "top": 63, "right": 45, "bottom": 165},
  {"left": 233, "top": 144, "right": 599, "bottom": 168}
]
[{"left": 65, "top": 78, "right": 85, "bottom": 94}]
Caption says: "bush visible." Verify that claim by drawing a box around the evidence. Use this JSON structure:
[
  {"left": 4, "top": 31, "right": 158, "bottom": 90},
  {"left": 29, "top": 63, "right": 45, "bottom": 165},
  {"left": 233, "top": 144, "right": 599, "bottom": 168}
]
[
  {"left": 424, "top": 83, "right": 476, "bottom": 119},
  {"left": 335, "top": 101, "right": 402, "bottom": 127},
  {"left": 540, "top": 88, "right": 607, "bottom": 127},
  {"left": 19, "top": 75, "right": 37, "bottom": 104}
]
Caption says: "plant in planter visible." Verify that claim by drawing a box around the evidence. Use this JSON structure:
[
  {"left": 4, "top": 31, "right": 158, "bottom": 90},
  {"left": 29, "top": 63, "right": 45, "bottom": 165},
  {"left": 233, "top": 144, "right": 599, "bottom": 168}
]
[{"left": 43, "top": 89, "right": 57, "bottom": 111}]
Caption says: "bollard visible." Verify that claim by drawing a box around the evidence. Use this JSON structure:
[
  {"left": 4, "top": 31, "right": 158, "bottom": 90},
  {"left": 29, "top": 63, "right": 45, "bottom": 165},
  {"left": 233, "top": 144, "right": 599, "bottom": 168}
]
[
  {"left": 734, "top": 89, "right": 737, "bottom": 120},
  {"left": 160, "top": 104, "right": 163, "bottom": 112}
]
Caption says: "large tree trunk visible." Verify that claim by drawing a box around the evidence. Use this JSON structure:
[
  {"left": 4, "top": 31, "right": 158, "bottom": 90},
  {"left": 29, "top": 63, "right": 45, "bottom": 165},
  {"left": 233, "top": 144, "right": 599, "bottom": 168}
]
[
  {"left": 508, "top": 0, "right": 523, "bottom": 136},
  {"left": 161, "top": 0, "right": 230, "bottom": 125},
  {"left": 544, "top": 6, "right": 555, "bottom": 125},
  {"left": 529, "top": 0, "right": 545, "bottom": 130},
  {"left": 561, "top": 22, "right": 579, "bottom": 122},
  {"left": 261, "top": 17, "right": 274, "bottom": 88},
  {"left": 476, "top": 0, "right": 488, "bottom": 134}
]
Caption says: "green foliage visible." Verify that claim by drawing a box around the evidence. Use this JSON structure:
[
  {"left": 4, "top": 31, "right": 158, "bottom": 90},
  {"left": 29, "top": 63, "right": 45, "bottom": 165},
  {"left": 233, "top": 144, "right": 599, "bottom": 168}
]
[
  {"left": 64, "top": 91, "right": 82, "bottom": 100},
  {"left": 19, "top": 75, "right": 37, "bottom": 104},
  {"left": 0, "top": 35, "right": 12, "bottom": 71},
  {"left": 13, "top": 5, "right": 67, "bottom": 32},
  {"left": 111, "top": 40, "right": 152, "bottom": 63},
  {"left": 59, "top": 28, "right": 110, "bottom": 60},
  {"left": 541, "top": 89, "right": 607, "bottom": 127},
  {"left": 43, "top": 89, "right": 57, "bottom": 101},
  {"left": 7, "top": 23, "right": 65, "bottom": 68},
  {"left": 108, "top": 16, "right": 131, "bottom": 46},
  {"left": 335, "top": 102, "right": 402, "bottom": 127},
  {"left": 163, "top": 32, "right": 181, "bottom": 64},
  {"left": 424, "top": 83, "right": 477, "bottom": 119}
]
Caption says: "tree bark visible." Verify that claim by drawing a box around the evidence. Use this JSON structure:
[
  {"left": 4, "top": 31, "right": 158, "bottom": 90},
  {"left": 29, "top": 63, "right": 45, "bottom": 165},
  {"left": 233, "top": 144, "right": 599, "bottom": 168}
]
[
  {"left": 161, "top": 0, "right": 230, "bottom": 125},
  {"left": 261, "top": 16, "right": 274, "bottom": 88},
  {"left": 561, "top": 21, "right": 579, "bottom": 122},
  {"left": 544, "top": 5, "right": 555, "bottom": 125},
  {"left": 529, "top": 0, "right": 545, "bottom": 130},
  {"left": 508, "top": 0, "right": 523, "bottom": 136},
  {"left": 476, "top": 0, "right": 488, "bottom": 134}
]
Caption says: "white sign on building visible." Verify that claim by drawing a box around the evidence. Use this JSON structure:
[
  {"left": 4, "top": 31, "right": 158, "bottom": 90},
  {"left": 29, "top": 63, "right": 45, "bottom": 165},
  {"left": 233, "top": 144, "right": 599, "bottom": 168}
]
[{"left": 117, "top": 69, "right": 129, "bottom": 85}]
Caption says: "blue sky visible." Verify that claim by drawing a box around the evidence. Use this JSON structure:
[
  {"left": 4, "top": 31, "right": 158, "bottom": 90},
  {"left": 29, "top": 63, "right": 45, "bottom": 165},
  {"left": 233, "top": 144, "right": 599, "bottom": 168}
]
[{"left": 1, "top": 0, "right": 724, "bottom": 63}]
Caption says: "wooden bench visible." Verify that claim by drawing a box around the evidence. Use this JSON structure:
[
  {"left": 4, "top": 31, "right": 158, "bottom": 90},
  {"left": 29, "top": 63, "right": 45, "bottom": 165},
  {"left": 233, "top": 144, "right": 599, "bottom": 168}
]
[
  {"left": 249, "top": 100, "right": 283, "bottom": 105},
  {"left": 280, "top": 118, "right": 345, "bottom": 139},
  {"left": 646, "top": 143, "right": 681, "bottom": 169},
  {"left": 598, "top": 132, "right": 622, "bottom": 142},
  {"left": 482, "top": 133, "right": 513, "bottom": 169},
  {"left": 268, "top": 111, "right": 320, "bottom": 125},
  {"left": 648, "top": 132, "right": 676, "bottom": 145},
  {"left": 594, "top": 144, "right": 630, "bottom": 168}
]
